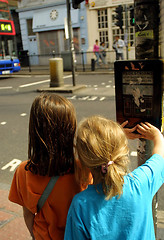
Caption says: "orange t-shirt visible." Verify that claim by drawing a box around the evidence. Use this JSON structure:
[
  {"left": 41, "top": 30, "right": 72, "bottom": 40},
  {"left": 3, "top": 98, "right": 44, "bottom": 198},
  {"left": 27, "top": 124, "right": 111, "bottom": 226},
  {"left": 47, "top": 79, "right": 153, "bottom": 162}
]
[{"left": 8, "top": 161, "right": 82, "bottom": 240}]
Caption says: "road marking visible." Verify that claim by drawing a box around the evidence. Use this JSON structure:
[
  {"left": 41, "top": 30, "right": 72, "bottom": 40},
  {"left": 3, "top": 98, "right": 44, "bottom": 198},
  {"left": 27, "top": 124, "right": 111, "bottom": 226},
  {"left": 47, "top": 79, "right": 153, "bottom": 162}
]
[
  {"left": 18, "top": 75, "right": 72, "bottom": 88},
  {"left": 94, "top": 85, "right": 98, "bottom": 87},
  {"left": 0, "top": 86, "right": 12, "bottom": 90},
  {"left": 130, "top": 151, "right": 137, "bottom": 156},
  {"left": 67, "top": 95, "right": 77, "bottom": 100},
  {"left": 88, "top": 96, "right": 98, "bottom": 101},
  {"left": 19, "top": 79, "right": 50, "bottom": 88},
  {"left": 63, "top": 75, "right": 72, "bottom": 79},
  {"left": 79, "top": 96, "right": 89, "bottom": 100},
  {"left": 67, "top": 96, "right": 109, "bottom": 102},
  {"left": 11, "top": 75, "right": 31, "bottom": 78},
  {"left": 106, "top": 85, "right": 111, "bottom": 88},
  {"left": 100, "top": 97, "right": 106, "bottom": 101},
  {"left": 1, "top": 159, "right": 22, "bottom": 172},
  {"left": 1, "top": 122, "right": 7, "bottom": 125},
  {"left": 20, "top": 113, "right": 27, "bottom": 117}
]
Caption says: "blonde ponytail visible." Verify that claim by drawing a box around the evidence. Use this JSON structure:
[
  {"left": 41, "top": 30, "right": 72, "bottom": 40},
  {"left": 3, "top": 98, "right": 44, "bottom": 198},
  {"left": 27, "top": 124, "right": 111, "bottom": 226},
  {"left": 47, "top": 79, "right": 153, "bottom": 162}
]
[{"left": 76, "top": 116, "right": 129, "bottom": 199}]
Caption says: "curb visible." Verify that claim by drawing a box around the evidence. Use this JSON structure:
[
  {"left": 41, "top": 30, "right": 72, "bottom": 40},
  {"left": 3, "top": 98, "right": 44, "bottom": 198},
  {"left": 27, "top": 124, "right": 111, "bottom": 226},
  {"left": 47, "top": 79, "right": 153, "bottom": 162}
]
[{"left": 37, "top": 84, "right": 86, "bottom": 93}]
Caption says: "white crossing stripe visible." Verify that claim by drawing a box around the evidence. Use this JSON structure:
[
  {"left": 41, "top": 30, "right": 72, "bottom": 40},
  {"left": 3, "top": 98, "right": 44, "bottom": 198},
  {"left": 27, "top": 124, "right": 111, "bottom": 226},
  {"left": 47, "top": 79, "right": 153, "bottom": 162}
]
[
  {"left": 20, "top": 113, "right": 27, "bottom": 117},
  {"left": 99, "top": 97, "right": 106, "bottom": 101},
  {"left": 88, "top": 96, "right": 98, "bottom": 101},
  {"left": 1, "top": 122, "right": 7, "bottom": 125},
  {"left": 0, "top": 86, "right": 12, "bottom": 90}
]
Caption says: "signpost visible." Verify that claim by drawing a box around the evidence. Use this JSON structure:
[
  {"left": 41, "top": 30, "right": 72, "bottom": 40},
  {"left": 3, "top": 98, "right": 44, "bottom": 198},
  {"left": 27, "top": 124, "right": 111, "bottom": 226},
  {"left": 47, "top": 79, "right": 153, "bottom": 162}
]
[{"left": 66, "top": 0, "right": 76, "bottom": 86}]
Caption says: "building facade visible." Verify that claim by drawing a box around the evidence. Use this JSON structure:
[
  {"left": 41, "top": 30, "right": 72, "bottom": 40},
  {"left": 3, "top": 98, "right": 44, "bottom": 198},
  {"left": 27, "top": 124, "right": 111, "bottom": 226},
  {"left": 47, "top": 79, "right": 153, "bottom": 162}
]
[
  {"left": 17, "top": 0, "right": 136, "bottom": 65},
  {"left": 17, "top": 0, "right": 88, "bottom": 65},
  {"left": 17, "top": 0, "right": 163, "bottom": 65}
]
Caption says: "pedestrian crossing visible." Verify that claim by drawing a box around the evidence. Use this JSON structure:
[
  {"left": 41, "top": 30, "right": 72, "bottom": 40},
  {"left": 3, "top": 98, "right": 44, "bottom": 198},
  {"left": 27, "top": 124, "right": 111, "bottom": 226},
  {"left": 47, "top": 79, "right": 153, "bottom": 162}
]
[{"left": 66, "top": 95, "right": 110, "bottom": 101}]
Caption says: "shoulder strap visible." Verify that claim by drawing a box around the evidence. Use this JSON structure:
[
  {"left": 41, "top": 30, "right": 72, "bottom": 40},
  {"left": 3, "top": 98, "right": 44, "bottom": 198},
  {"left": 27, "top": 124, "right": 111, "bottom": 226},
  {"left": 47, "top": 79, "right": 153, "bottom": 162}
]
[{"left": 37, "top": 176, "right": 59, "bottom": 213}]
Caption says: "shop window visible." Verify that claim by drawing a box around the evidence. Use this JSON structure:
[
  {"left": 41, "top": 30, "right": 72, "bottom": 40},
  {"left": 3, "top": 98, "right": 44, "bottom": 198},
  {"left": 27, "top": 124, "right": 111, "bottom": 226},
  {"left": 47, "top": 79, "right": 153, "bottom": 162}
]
[
  {"left": 39, "top": 30, "right": 58, "bottom": 55},
  {"left": 39, "top": 28, "right": 80, "bottom": 55},
  {"left": 97, "top": 9, "right": 109, "bottom": 45}
]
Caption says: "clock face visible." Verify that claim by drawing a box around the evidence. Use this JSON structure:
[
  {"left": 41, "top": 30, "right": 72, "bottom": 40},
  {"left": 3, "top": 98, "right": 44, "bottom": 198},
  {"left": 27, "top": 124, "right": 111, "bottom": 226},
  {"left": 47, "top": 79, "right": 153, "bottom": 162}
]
[{"left": 50, "top": 10, "right": 58, "bottom": 20}]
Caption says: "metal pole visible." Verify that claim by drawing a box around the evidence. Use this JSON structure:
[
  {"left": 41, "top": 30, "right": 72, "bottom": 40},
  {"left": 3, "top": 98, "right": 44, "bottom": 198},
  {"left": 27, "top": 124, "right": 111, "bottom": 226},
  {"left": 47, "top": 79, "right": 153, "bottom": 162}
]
[
  {"left": 81, "top": 51, "right": 85, "bottom": 72},
  {"left": 66, "top": 0, "right": 76, "bottom": 86},
  {"left": 134, "top": 0, "right": 160, "bottom": 238},
  {"left": 124, "top": 4, "right": 129, "bottom": 60}
]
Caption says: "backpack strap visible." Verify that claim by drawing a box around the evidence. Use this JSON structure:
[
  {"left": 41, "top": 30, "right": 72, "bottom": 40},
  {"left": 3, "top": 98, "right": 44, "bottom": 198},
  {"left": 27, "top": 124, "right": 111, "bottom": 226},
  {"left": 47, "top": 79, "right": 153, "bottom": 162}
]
[{"left": 37, "top": 176, "right": 59, "bottom": 213}]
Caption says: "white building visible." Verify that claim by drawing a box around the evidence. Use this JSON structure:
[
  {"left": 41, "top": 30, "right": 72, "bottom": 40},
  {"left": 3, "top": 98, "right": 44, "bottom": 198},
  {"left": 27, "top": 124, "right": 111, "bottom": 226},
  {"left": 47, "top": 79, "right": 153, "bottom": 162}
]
[{"left": 85, "top": 0, "right": 135, "bottom": 62}]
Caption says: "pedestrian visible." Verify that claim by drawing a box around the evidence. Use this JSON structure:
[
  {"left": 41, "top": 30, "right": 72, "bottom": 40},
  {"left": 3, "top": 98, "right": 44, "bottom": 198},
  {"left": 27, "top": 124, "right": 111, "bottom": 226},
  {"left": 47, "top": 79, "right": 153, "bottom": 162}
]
[
  {"left": 8, "top": 93, "right": 82, "bottom": 240},
  {"left": 93, "top": 39, "right": 101, "bottom": 66},
  {"left": 64, "top": 116, "right": 164, "bottom": 240},
  {"left": 113, "top": 35, "right": 124, "bottom": 60},
  {"left": 99, "top": 42, "right": 107, "bottom": 65}
]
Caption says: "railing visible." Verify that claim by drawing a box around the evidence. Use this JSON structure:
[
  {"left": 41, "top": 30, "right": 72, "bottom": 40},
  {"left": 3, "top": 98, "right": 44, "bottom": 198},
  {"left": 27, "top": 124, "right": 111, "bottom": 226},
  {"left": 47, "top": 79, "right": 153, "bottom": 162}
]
[{"left": 19, "top": 50, "right": 115, "bottom": 72}]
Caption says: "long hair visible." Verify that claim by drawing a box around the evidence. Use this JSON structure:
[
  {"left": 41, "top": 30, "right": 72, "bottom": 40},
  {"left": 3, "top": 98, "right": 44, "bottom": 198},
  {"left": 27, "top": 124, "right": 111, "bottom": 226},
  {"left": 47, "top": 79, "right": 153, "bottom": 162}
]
[
  {"left": 25, "top": 93, "right": 77, "bottom": 176},
  {"left": 76, "top": 116, "right": 129, "bottom": 200}
]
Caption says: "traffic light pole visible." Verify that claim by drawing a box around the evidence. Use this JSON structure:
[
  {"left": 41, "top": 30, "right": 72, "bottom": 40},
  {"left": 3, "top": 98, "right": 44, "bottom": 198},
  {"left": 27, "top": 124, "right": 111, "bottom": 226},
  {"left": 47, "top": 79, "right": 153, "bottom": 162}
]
[
  {"left": 124, "top": 4, "right": 129, "bottom": 60},
  {"left": 66, "top": 0, "right": 76, "bottom": 86},
  {"left": 134, "top": 0, "right": 160, "bottom": 237}
]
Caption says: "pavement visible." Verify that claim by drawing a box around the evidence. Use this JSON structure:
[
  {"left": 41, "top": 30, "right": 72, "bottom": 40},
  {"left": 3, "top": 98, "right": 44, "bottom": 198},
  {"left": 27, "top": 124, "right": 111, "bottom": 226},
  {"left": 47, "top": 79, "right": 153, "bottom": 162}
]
[{"left": 1, "top": 66, "right": 164, "bottom": 239}]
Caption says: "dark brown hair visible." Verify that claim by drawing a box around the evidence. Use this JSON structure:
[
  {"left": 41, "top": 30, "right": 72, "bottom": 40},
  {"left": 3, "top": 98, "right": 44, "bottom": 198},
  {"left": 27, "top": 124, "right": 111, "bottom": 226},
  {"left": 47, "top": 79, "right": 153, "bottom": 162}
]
[{"left": 25, "top": 93, "right": 77, "bottom": 176}]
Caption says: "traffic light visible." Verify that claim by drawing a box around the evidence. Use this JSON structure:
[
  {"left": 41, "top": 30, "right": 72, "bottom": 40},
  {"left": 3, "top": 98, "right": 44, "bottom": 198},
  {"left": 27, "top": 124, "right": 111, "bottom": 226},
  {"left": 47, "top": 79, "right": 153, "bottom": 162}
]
[
  {"left": 72, "top": 0, "right": 84, "bottom": 9},
  {"left": 130, "top": 8, "right": 135, "bottom": 26},
  {"left": 114, "top": 5, "right": 123, "bottom": 30}
]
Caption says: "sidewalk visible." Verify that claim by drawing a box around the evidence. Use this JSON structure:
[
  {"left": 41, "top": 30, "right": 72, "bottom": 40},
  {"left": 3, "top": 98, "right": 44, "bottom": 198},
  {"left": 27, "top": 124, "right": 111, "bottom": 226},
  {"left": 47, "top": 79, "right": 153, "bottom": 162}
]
[
  {"left": 0, "top": 189, "right": 31, "bottom": 240},
  {"left": 0, "top": 188, "right": 164, "bottom": 240},
  {"left": 13, "top": 65, "right": 114, "bottom": 76}
]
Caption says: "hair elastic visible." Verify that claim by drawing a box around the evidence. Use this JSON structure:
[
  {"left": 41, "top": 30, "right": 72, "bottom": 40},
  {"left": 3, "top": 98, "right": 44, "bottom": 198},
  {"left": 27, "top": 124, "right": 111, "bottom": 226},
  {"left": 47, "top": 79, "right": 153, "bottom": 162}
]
[{"left": 101, "top": 161, "right": 114, "bottom": 174}]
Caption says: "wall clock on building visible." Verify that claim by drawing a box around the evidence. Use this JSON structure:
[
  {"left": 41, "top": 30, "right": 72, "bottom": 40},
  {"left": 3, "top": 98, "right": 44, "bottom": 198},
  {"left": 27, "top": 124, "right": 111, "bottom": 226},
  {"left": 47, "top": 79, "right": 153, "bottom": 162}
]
[{"left": 50, "top": 10, "right": 58, "bottom": 20}]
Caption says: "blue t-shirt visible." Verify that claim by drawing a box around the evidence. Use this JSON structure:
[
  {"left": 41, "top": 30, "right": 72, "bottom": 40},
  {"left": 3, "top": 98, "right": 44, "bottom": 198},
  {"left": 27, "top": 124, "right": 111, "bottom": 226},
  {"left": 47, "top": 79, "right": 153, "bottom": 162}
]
[{"left": 64, "top": 154, "right": 164, "bottom": 240}]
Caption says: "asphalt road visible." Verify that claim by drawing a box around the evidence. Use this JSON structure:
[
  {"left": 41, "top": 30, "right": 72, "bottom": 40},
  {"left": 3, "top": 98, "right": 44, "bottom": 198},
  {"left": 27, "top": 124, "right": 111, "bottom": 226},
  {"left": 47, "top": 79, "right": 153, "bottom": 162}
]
[{"left": 0, "top": 73, "right": 163, "bottom": 211}]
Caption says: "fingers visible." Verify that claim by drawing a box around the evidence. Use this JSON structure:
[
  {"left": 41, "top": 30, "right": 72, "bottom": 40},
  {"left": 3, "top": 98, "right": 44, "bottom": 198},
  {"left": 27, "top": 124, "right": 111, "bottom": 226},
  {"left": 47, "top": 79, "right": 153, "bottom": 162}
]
[
  {"left": 128, "top": 125, "right": 137, "bottom": 132},
  {"left": 137, "top": 122, "right": 152, "bottom": 132},
  {"left": 139, "top": 122, "right": 150, "bottom": 130},
  {"left": 121, "top": 120, "right": 128, "bottom": 128}
]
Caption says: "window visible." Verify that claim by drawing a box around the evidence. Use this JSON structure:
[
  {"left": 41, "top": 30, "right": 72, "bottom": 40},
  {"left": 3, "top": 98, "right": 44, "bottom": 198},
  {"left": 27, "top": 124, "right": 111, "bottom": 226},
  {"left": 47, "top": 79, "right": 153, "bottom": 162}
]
[
  {"left": 97, "top": 9, "right": 108, "bottom": 44},
  {"left": 39, "top": 28, "right": 80, "bottom": 55},
  {"left": 39, "top": 30, "right": 58, "bottom": 55},
  {"left": 27, "top": 19, "right": 35, "bottom": 36},
  {"left": 72, "top": 28, "right": 80, "bottom": 52}
]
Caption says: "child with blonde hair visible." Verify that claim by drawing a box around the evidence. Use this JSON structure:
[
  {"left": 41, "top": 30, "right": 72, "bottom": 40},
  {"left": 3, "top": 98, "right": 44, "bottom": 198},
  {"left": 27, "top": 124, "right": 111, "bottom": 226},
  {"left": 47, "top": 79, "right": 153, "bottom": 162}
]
[{"left": 64, "top": 116, "right": 164, "bottom": 240}]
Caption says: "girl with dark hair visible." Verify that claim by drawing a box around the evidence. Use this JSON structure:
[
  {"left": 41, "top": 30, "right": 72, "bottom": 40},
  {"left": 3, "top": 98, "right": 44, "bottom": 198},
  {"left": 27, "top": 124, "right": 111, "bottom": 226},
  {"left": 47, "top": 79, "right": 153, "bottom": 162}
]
[{"left": 9, "top": 93, "right": 81, "bottom": 240}]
